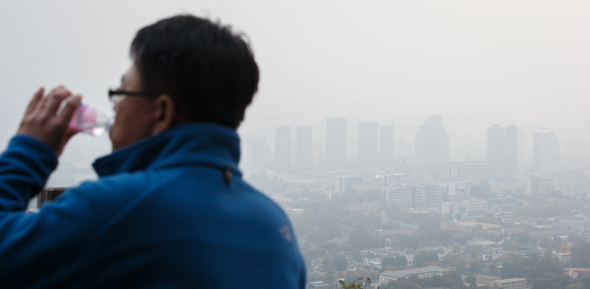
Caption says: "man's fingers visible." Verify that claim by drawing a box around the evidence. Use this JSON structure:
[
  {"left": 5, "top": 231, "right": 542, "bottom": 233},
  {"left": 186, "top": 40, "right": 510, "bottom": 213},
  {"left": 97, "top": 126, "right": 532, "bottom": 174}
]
[
  {"left": 58, "top": 94, "right": 82, "bottom": 125},
  {"left": 44, "top": 86, "right": 72, "bottom": 116},
  {"left": 25, "top": 87, "right": 44, "bottom": 114}
]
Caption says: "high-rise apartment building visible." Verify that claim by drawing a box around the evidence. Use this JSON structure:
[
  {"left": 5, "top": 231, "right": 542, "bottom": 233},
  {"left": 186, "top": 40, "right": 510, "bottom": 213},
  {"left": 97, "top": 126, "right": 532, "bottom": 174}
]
[
  {"left": 358, "top": 121, "right": 379, "bottom": 168},
  {"left": 504, "top": 125, "right": 518, "bottom": 175},
  {"left": 415, "top": 115, "right": 449, "bottom": 177},
  {"left": 487, "top": 124, "right": 519, "bottom": 176},
  {"left": 533, "top": 129, "right": 560, "bottom": 172},
  {"left": 296, "top": 126, "right": 313, "bottom": 168},
  {"left": 487, "top": 124, "right": 504, "bottom": 174},
  {"left": 326, "top": 118, "right": 347, "bottom": 168},
  {"left": 245, "top": 135, "right": 267, "bottom": 168},
  {"left": 275, "top": 126, "right": 291, "bottom": 169},
  {"left": 380, "top": 125, "right": 395, "bottom": 168},
  {"left": 518, "top": 129, "right": 525, "bottom": 159}
]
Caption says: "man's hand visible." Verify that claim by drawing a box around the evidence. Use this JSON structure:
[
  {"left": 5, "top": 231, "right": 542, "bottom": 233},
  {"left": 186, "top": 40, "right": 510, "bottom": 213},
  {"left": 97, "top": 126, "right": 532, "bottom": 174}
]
[{"left": 17, "top": 86, "right": 82, "bottom": 156}]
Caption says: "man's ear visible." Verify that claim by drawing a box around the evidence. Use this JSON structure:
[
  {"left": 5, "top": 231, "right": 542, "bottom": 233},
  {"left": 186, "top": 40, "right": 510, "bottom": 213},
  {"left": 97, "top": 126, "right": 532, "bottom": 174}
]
[{"left": 151, "top": 94, "right": 176, "bottom": 135}]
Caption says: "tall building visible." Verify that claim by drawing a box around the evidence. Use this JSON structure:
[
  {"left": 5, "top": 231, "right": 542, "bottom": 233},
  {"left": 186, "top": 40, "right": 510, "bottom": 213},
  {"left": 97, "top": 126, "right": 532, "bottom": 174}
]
[
  {"left": 380, "top": 125, "right": 395, "bottom": 168},
  {"left": 487, "top": 124, "right": 519, "bottom": 176},
  {"left": 296, "top": 126, "right": 313, "bottom": 168},
  {"left": 487, "top": 124, "right": 504, "bottom": 174},
  {"left": 504, "top": 125, "right": 518, "bottom": 175},
  {"left": 326, "top": 118, "right": 347, "bottom": 168},
  {"left": 245, "top": 135, "right": 267, "bottom": 168},
  {"left": 518, "top": 129, "right": 525, "bottom": 159},
  {"left": 448, "top": 161, "right": 489, "bottom": 182},
  {"left": 415, "top": 115, "right": 449, "bottom": 177},
  {"left": 533, "top": 129, "right": 560, "bottom": 172},
  {"left": 358, "top": 121, "right": 379, "bottom": 168},
  {"left": 275, "top": 126, "right": 291, "bottom": 169}
]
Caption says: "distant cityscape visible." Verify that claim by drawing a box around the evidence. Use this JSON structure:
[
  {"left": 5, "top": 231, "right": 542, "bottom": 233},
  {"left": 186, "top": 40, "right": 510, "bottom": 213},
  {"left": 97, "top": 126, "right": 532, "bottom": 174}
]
[{"left": 239, "top": 115, "right": 590, "bottom": 288}]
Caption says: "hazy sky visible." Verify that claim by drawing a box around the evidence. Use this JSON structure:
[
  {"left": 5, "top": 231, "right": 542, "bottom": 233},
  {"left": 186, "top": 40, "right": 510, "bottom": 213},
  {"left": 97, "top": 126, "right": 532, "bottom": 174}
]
[{"left": 0, "top": 0, "right": 588, "bottom": 154}]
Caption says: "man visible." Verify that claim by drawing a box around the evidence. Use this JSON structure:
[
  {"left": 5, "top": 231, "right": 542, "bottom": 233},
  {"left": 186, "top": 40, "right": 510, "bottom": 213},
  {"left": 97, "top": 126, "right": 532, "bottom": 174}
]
[{"left": 0, "top": 15, "right": 305, "bottom": 288}]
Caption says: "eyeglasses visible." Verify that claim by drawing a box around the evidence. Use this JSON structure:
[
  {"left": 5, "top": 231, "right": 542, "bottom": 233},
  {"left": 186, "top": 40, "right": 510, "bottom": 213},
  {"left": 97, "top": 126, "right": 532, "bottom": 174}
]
[{"left": 108, "top": 89, "right": 162, "bottom": 105}]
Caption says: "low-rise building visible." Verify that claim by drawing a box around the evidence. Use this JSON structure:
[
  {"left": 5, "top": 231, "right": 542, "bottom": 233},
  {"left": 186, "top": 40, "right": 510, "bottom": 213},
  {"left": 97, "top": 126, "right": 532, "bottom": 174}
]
[
  {"left": 564, "top": 268, "right": 590, "bottom": 279},
  {"left": 335, "top": 176, "right": 364, "bottom": 192},
  {"left": 490, "top": 278, "right": 527, "bottom": 289},
  {"left": 554, "top": 252, "right": 571, "bottom": 263},
  {"left": 379, "top": 266, "right": 448, "bottom": 283},
  {"left": 441, "top": 199, "right": 488, "bottom": 220}
]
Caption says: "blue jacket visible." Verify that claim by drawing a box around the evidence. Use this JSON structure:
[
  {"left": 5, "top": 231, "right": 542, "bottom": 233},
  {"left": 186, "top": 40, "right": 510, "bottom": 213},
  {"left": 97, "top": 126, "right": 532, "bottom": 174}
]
[{"left": 0, "top": 123, "right": 305, "bottom": 288}]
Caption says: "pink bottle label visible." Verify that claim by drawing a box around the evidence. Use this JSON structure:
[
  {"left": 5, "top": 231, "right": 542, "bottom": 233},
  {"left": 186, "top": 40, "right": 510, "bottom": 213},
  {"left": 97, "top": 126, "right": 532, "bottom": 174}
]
[{"left": 68, "top": 104, "right": 98, "bottom": 133}]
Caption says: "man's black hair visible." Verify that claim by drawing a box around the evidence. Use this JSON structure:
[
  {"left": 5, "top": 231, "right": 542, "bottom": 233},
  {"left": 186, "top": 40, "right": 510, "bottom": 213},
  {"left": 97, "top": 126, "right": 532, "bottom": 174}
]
[{"left": 130, "top": 15, "right": 259, "bottom": 129}]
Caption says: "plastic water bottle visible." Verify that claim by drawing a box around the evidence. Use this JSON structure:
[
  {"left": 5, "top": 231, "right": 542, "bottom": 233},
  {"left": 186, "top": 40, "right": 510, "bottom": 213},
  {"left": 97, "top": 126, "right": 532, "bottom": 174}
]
[{"left": 67, "top": 104, "right": 113, "bottom": 136}]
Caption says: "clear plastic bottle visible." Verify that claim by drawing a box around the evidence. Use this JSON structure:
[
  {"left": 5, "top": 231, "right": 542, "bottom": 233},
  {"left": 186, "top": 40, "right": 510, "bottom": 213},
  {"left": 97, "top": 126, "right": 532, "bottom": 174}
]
[{"left": 67, "top": 104, "right": 113, "bottom": 136}]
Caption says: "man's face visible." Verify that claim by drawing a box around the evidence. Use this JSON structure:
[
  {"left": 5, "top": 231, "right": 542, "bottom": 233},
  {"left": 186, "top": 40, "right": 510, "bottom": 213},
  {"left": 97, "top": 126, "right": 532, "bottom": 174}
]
[{"left": 109, "top": 63, "right": 158, "bottom": 151}]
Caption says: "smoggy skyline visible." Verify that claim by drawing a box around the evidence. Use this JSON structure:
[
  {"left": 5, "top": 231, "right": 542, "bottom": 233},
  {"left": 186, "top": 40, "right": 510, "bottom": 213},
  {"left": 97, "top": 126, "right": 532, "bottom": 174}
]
[{"left": 0, "top": 0, "right": 588, "bottom": 154}]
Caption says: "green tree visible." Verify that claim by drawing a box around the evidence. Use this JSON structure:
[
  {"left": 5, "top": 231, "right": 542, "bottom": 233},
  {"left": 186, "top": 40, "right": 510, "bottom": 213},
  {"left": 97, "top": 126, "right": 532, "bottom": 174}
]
[
  {"left": 455, "top": 213, "right": 462, "bottom": 222},
  {"left": 571, "top": 242, "right": 590, "bottom": 268},
  {"left": 352, "top": 249, "right": 361, "bottom": 261},
  {"left": 333, "top": 255, "right": 348, "bottom": 271},
  {"left": 465, "top": 275, "right": 477, "bottom": 288},
  {"left": 414, "top": 251, "right": 438, "bottom": 267},
  {"left": 322, "top": 257, "right": 333, "bottom": 272},
  {"left": 564, "top": 284, "right": 585, "bottom": 289},
  {"left": 470, "top": 260, "right": 482, "bottom": 274},
  {"left": 350, "top": 228, "right": 371, "bottom": 249},
  {"left": 445, "top": 271, "right": 463, "bottom": 285},
  {"left": 543, "top": 248, "right": 553, "bottom": 259},
  {"left": 395, "top": 255, "right": 408, "bottom": 266},
  {"left": 532, "top": 279, "right": 550, "bottom": 289}
]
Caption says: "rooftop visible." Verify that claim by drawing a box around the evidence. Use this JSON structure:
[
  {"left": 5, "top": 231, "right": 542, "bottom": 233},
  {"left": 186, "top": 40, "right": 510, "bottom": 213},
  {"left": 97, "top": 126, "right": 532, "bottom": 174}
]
[
  {"left": 380, "top": 266, "right": 448, "bottom": 278},
  {"left": 494, "top": 278, "right": 527, "bottom": 284}
]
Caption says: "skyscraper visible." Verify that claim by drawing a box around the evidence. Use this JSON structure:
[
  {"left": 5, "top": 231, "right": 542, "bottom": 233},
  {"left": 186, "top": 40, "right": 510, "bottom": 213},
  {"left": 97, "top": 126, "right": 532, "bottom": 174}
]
[
  {"left": 296, "top": 126, "right": 313, "bottom": 168},
  {"left": 245, "top": 135, "right": 267, "bottom": 168},
  {"left": 380, "top": 125, "right": 395, "bottom": 168},
  {"left": 504, "top": 125, "right": 518, "bottom": 175},
  {"left": 487, "top": 124, "right": 504, "bottom": 174},
  {"left": 533, "top": 129, "right": 560, "bottom": 172},
  {"left": 487, "top": 124, "right": 520, "bottom": 176},
  {"left": 415, "top": 115, "right": 449, "bottom": 177},
  {"left": 357, "top": 121, "right": 378, "bottom": 168},
  {"left": 518, "top": 129, "right": 524, "bottom": 159},
  {"left": 275, "top": 126, "right": 291, "bottom": 169},
  {"left": 326, "top": 118, "right": 347, "bottom": 168}
]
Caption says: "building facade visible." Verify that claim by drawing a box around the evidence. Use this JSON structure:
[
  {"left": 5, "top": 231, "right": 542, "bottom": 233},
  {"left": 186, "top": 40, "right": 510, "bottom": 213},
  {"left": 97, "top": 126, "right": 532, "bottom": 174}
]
[
  {"left": 379, "top": 266, "right": 448, "bottom": 283},
  {"left": 489, "top": 278, "right": 527, "bottom": 289},
  {"left": 448, "top": 161, "right": 489, "bottom": 182},
  {"left": 296, "top": 126, "right": 313, "bottom": 168},
  {"left": 335, "top": 176, "right": 364, "bottom": 192},
  {"left": 380, "top": 125, "right": 395, "bottom": 168},
  {"left": 358, "top": 121, "right": 379, "bottom": 168},
  {"left": 275, "top": 126, "right": 292, "bottom": 168},
  {"left": 415, "top": 115, "right": 449, "bottom": 178},
  {"left": 533, "top": 129, "right": 560, "bottom": 172},
  {"left": 441, "top": 199, "right": 488, "bottom": 219},
  {"left": 326, "top": 118, "right": 347, "bottom": 168}
]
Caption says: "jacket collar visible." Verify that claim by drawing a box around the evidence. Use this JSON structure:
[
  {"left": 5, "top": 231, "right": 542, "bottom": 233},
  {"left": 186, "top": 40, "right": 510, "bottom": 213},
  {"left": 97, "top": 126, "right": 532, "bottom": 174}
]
[{"left": 93, "top": 123, "right": 242, "bottom": 178}]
